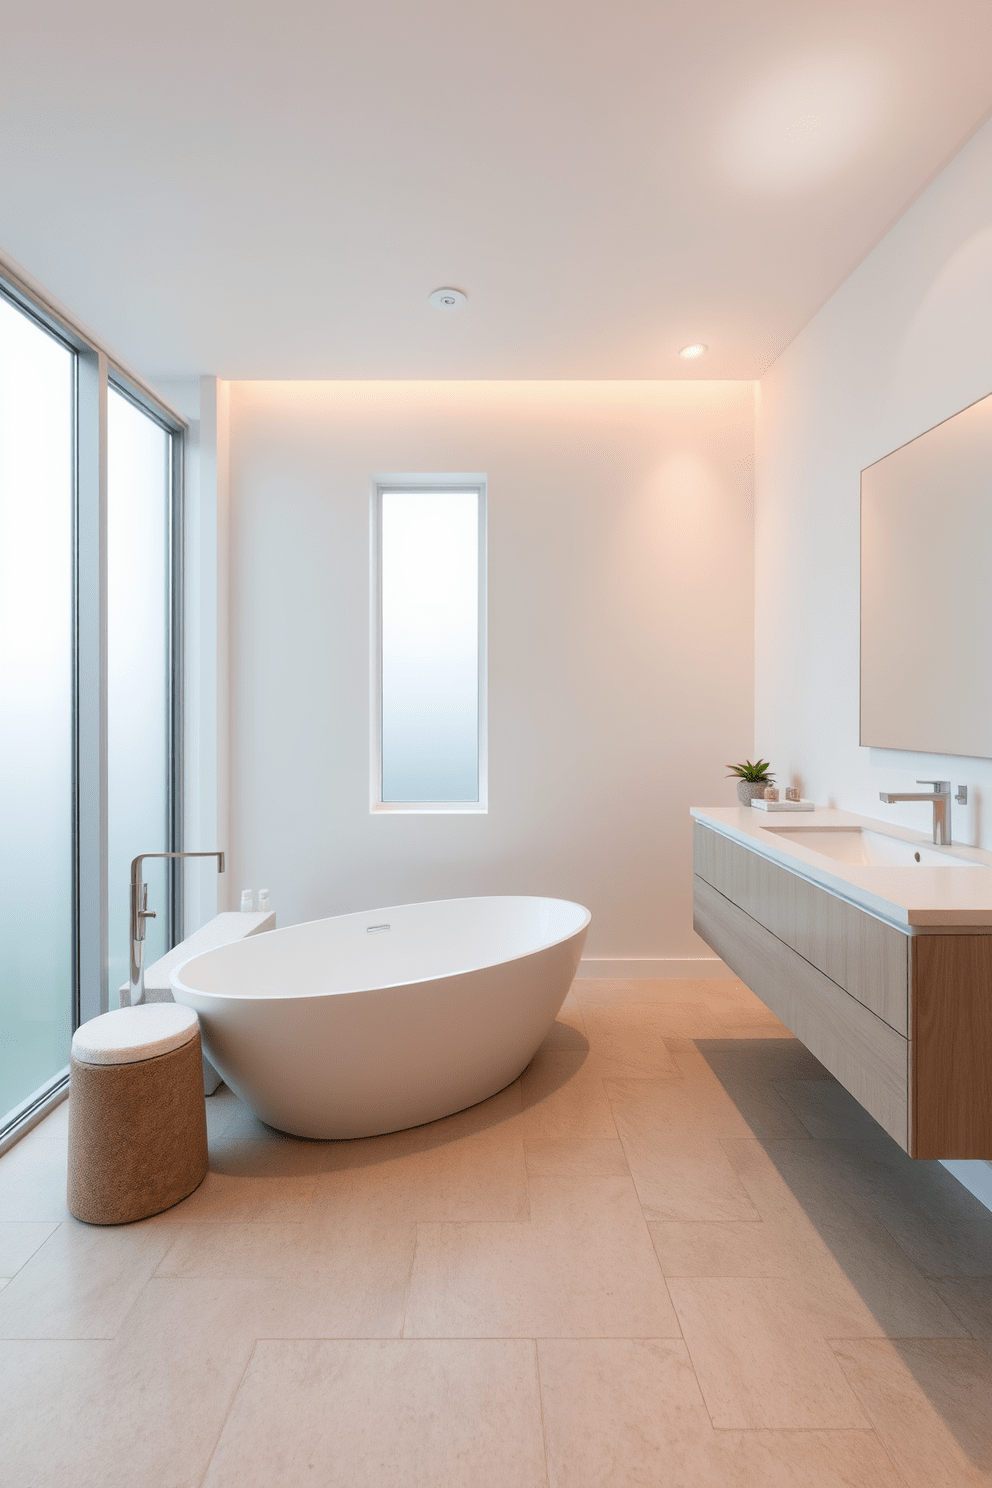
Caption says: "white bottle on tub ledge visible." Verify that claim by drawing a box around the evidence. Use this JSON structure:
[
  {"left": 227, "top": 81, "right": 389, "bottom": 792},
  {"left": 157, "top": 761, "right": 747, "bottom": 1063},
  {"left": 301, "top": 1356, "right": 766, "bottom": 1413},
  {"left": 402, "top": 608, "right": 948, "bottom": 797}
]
[
  {"left": 240, "top": 889, "right": 254, "bottom": 912},
  {"left": 258, "top": 889, "right": 270, "bottom": 913}
]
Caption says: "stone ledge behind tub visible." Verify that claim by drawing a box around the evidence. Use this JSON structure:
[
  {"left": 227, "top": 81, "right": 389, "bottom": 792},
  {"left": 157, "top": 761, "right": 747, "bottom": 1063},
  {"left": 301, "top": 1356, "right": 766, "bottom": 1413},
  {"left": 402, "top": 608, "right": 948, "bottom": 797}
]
[{"left": 119, "top": 911, "right": 276, "bottom": 1094}]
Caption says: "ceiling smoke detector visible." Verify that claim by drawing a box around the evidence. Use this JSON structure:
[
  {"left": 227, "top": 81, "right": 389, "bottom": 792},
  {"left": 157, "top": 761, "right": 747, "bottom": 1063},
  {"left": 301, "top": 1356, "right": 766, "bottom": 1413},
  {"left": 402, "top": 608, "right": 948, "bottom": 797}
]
[
  {"left": 429, "top": 287, "right": 467, "bottom": 311},
  {"left": 678, "top": 343, "right": 708, "bottom": 359}
]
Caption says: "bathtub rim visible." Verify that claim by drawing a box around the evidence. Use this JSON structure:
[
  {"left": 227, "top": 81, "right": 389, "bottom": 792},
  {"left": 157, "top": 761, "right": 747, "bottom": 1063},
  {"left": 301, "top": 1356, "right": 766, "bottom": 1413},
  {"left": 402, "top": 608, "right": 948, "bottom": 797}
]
[{"left": 170, "top": 893, "right": 592, "bottom": 1003}]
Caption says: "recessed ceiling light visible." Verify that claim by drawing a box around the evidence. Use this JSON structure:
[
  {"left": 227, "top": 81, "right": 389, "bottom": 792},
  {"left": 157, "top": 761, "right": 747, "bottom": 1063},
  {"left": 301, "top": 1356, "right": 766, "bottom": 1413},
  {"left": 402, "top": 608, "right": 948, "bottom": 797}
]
[
  {"left": 679, "top": 343, "right": 708, "bottom": 359},
  {"left": 429, "top": 287, "right": 467, "bottom": 311}
]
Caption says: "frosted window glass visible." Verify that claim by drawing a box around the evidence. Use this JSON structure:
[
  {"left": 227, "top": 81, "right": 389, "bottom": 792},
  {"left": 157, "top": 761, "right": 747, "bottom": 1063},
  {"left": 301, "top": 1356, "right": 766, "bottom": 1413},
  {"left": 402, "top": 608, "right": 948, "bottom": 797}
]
[
  {"left": 380, "top": 490, "right": 480, "bottom": 803},
  {"left": 107, "top": 390, "right": 171, "bottom": 1000},
  {"left": 0, "top": 296, "right": 74, "bottom": 1121}
]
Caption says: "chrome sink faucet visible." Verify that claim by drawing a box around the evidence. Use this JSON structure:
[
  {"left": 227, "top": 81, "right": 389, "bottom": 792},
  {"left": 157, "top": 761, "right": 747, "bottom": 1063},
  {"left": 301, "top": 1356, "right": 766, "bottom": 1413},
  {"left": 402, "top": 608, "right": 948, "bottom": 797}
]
[
  {"left": 878, "top": 780, "right": 966, "bottom": 846},
  {"left": 129, "top": 851, "right": 225, "bottom": 1005}
]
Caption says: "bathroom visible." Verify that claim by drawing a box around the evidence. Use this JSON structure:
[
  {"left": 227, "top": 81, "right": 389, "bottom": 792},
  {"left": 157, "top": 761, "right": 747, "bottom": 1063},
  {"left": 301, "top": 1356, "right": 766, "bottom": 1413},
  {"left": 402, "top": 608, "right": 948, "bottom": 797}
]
[{"left": 2, "top": 4, "right": 992, "bottom": 1483}]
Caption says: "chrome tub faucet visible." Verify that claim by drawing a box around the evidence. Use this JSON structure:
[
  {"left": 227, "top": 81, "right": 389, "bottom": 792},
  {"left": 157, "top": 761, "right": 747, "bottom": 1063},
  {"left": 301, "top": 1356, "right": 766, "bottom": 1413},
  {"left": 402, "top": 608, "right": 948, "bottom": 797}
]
[{"left": 129, "top": 850, "right": 225, "bottom": 1005}]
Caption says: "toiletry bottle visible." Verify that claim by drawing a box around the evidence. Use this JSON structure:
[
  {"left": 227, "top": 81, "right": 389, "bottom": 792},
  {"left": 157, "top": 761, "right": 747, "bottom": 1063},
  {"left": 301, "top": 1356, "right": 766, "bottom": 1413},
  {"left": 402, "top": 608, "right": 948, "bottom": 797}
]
[
  {"left": 240, "top": 889, "right": 254, "bottom": 912},
  {"left": 258, "top": 889, "right": 270, "bottom": 913}
]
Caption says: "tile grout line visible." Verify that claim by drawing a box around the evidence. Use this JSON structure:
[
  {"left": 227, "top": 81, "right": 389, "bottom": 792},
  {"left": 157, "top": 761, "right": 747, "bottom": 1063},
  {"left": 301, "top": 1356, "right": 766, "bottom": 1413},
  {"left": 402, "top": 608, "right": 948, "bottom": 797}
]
[
  {"left": 195, "top": 1336, "right": 262, "bottom": 1488},
  {"left": 532, "top": 1339, "right": 554, "bottom": 1488}
]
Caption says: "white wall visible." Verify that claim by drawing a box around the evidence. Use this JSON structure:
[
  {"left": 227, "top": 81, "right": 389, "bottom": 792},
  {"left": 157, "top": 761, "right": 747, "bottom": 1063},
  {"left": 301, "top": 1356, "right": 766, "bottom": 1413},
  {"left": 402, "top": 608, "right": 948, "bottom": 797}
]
[
  {"left": 756, "top": 117, "right": 992, "bottom": 833},
  {"left": 227, "top": 379, "right": 754, "bottom": 968},
  {"left": 756, "top": 116, "right": 992, "bottom": 1205}
]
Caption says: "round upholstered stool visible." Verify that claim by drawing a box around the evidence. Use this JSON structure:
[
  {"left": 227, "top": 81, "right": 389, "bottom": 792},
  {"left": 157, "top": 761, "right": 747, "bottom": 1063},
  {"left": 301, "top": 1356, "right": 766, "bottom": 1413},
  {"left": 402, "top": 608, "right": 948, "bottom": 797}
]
[{"left": 67, "top": 1004, "right": 209, "bottom": 1225}]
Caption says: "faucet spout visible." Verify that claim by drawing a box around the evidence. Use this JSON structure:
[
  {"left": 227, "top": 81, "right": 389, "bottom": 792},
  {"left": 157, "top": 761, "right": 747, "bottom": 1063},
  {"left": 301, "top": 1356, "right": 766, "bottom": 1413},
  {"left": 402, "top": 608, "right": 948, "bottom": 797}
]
[
  {"left": 878, "top": 781, "right": 952, "bottom": 846},
  {"left": 129, "top": 851, "right": 226, "bottom": 1005}
]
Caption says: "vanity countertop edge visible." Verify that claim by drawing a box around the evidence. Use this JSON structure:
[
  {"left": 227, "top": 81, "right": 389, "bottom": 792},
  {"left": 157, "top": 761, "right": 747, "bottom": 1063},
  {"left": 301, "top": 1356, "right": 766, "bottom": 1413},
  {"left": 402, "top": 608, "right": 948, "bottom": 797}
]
[{"left": 690, "top": 805, "right": 992, "bottom": 930}]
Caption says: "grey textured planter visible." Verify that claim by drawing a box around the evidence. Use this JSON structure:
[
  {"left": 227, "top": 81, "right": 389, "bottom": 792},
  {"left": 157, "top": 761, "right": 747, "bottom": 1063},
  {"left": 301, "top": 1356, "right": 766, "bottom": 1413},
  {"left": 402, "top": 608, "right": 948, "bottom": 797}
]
[{"left": 736, "top": 780, "right": 770, "bottom": 807}]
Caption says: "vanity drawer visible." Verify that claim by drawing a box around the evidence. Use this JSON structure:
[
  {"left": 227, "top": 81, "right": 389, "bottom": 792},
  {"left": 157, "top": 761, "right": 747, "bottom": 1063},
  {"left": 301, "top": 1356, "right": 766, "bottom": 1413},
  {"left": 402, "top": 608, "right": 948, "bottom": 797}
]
[
  {"left": 694, "top": 822, "right": 909, "bottom": 1034},
  {"left": 694, "top": 873, "right": 910, "bottom": 1150}
]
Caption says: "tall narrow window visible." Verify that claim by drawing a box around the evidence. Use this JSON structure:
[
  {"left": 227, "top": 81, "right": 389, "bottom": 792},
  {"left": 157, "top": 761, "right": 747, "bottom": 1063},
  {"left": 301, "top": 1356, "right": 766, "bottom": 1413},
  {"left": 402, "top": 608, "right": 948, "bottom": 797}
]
[
  {"left": 373, "top": 481, "right": 487, "bottom": 811},
  {"left": 0, "top": 294, "right": 75, "bottom": 1124},
  {"left": 107, "top": 388, "right": 176, "bottom": 1001}
]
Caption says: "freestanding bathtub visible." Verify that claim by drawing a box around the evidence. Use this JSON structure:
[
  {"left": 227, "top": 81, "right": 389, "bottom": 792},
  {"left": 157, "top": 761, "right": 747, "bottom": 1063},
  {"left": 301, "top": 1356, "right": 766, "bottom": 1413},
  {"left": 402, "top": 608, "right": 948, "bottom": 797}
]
[{"left": 170, "top": 895, "right": 590, "bottom": 1139}]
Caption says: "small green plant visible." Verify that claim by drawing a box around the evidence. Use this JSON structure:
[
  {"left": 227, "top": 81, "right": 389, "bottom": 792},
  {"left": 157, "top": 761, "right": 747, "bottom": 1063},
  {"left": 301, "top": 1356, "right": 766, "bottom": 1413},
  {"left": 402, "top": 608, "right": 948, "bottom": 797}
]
[{"left": 726, "top": 759, "right": 774, "bottom": 783}]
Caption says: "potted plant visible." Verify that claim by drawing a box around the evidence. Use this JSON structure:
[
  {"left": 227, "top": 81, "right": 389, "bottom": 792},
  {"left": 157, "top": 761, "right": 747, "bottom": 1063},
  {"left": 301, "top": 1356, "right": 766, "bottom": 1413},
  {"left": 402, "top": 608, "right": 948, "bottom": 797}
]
[{"left": 727, "top": 759, "right": 775, "bottom": 807}]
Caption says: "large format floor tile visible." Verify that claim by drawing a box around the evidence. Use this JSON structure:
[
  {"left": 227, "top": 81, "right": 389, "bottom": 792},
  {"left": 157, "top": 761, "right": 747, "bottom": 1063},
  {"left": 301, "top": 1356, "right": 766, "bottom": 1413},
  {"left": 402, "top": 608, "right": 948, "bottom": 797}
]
[
  {"left": 667, "top": 1275, "right": 870, "bottom": 1429},
  {"left": 311, "top": 1127, "right": 529, "bottom": 1223},
  {"left": 834, "top": 1337, "right": 992, "bottom": 1486},
  {"left": 202, "top": 1339, "right": 549, "bottom": 1488},
  {"left": 537, "top": 1337, "right": 902, "bottom": 1488},
  {"left": 0, "top": 1218, "right": 176, "bottom": 1339},
  {"left": 405, "top": 1177, "right": 680, "bottom": 1338}
]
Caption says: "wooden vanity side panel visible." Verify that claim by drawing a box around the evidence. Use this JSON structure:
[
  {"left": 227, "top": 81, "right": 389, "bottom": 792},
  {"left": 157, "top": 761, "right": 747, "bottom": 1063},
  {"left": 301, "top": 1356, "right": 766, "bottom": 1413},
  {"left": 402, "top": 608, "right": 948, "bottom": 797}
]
[
  {"left": 693, "top": 823, "right": 909, "bottom": 1034},
  {"left": 694, "top": 874, "right": 909, "bottom": 1150},
  {"left": 911, "top": 934, "right": 992, "bottom": 1159}
]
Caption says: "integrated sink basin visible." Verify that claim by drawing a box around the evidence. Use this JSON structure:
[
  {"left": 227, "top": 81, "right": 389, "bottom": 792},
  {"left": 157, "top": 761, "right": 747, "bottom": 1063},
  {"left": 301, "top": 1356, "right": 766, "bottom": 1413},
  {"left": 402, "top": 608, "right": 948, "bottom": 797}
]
[{"left": 766, "top": 826, "right": 980, "bottom": 869}]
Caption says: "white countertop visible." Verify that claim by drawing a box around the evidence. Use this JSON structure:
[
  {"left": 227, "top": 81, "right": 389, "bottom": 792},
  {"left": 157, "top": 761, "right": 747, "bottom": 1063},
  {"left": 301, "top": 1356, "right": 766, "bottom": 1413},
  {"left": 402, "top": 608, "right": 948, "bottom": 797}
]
[{"left": 691, "top": 806, "right": 992, "bottom": 929}]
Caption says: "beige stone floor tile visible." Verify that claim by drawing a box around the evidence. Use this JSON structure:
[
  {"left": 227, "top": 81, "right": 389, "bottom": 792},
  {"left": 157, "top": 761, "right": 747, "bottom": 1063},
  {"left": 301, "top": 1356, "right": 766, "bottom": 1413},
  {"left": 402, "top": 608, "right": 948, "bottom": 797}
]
[
  {"left": 580, "top": 1003, "right": 716, "bottom": 1075},
  {"left": 714, "top": 1429, "right": 905, "bottom": 1487},
  {"left": 308, "top": 1126, "right": 529, "bottom": 1223},
  {"left": 537, "top": 1336, "right": 719, "bottom": 1486},
  {"left": 0, "top": 1220, "right": 60, "bottom": 1276},
  {"left": 772, "top": 1078, "right": 892, "bottom": 1140},
  {"left": 202, "top": 1338, "right": 548, "bottom": 1488},
  {"left": 203, "top": 1085, "right": 245, "bottom": 1138},
  {"left": 650, "top": 1203, "right": 968, "bottom": 1340},
  {"left": 537, "top": 1337, "right": 902, "bottom": 1488},
  {"left": 571, "top": 976, "right": 749, "bottom": 1007},
  {"left": 695, "top": 1036, "right": 833, "bottom": 1085},
  {"left": 0, "top": 1278, "right": 286, "bottom": 1488},
  {"left": 720, "top": 1138, "right": 971, "bottom": 1337},
  {"left": 155, "top": 1219, "right": 416, "bottom": 1330},
  {"left": 156, "top": 1136, "right": 328, "bottom": 1223},
  {"left": 0, "top": 1218, "right": 177, "bottom": 1339},
  {"left": 864, "top": 1182, "right": 992, "bottom": 1279},
  {"left": 605, "top": 1077, "right": 762, "bottom": 1221},
  {"left": 834, "top": 1337, "right": 992, "bottom": 1486},
  {"left": 523, "top": 1138, "right": 629, "bottom": 1176},
  {"left": 0, "top": 1129, "right": 71, "bottom": 1221},
  {"left": 934, "top": 1277, "right": 992, "bottom": 1350},
  {"left": 405, "top": 1177, "right": 680, "bottom": 1338},
  {"left": 667, "top": 1275, "right": 870, "bottom": 1429},
  {"left": 516, "top": 1051, "right": 617, "bottom": 1138}
]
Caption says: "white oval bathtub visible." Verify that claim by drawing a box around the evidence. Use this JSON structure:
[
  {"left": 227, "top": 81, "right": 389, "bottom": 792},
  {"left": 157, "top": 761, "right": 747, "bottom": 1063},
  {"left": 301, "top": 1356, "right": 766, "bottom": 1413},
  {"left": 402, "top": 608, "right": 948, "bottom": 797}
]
[{"left": 171, "top": 895, "right": 590, "bottom": 1139}]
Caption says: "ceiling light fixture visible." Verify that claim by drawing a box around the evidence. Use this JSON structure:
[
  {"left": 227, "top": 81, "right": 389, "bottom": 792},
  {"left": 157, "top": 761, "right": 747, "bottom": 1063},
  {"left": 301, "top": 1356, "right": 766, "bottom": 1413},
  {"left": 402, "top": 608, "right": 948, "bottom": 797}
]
[
  {"left": 429, "top": 287, "right": 467, "bottom": 311},
  {"left": 679, "top": 343, "right": 708, "bottom": 359}
]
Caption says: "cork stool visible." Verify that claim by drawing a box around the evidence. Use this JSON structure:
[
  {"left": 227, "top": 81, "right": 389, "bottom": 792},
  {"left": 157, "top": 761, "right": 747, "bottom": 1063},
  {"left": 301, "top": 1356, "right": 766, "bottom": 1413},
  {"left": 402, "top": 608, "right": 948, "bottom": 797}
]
[{"left": 67, "top": 1004, "right": 209, "bottom": 1225}]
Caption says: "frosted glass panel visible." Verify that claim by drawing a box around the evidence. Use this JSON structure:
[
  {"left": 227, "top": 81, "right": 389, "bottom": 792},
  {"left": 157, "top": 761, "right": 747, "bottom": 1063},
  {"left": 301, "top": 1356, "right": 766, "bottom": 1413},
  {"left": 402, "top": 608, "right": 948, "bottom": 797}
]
[
  {"left": 381, "top": 490, "right": 480, "bottom": 803},
  {"left": 0, "top": 296, "right": 74, "bottom": 1120},
  {"left": 107, "top": 390, "right": 171, "bottom": 1001}
]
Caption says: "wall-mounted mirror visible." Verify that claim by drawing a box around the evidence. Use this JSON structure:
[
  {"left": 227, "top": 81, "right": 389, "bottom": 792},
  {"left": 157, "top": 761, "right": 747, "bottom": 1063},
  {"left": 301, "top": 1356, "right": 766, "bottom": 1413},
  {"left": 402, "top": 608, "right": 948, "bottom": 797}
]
[{"left": 861, "top": 390, "right": 992, "bottom": 758}]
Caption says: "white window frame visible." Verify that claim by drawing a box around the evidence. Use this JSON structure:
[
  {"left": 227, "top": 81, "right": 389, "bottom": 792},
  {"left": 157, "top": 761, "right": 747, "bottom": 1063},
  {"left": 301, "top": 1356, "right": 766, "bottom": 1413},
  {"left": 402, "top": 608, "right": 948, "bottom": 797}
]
[{"left": 370, "top": 474, "right": 488, "bottom": 815}]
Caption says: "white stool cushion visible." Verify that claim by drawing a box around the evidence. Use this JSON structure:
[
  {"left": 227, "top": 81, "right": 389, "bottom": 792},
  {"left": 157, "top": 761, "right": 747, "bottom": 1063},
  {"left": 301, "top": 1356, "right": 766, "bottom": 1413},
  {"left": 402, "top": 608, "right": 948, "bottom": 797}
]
[{"left": 72, "top": 1004, "right": 200, "bottom": 1066}]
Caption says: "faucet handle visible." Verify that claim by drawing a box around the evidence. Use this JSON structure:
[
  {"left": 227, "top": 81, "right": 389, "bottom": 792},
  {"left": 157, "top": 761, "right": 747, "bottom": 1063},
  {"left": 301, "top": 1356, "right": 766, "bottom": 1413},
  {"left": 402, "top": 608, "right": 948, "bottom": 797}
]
[{"left": 916, "top": 779, "right": 950, "bottom": 792}]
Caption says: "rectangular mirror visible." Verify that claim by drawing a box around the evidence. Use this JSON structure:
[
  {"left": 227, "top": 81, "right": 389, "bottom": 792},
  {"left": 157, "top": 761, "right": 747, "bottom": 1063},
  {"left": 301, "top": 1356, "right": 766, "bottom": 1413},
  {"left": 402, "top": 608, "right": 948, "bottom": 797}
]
[{"left": 861, "top": 390, "right": 992, "bottom": 758}]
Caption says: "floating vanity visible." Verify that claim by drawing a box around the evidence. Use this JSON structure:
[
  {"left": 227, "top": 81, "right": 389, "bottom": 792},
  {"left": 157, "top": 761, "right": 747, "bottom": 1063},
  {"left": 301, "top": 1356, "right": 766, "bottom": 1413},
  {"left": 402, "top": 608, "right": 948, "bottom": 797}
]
[{"left": 691, "top": 806, "right": 992, "bottom": 1159}]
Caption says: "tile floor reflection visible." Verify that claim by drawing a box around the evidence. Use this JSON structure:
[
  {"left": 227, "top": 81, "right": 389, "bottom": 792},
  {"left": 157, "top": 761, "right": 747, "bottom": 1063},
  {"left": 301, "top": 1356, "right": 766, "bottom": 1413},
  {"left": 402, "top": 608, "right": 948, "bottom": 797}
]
[{"left": 1, "top": 978, "right": 991, "bottom": 1486}]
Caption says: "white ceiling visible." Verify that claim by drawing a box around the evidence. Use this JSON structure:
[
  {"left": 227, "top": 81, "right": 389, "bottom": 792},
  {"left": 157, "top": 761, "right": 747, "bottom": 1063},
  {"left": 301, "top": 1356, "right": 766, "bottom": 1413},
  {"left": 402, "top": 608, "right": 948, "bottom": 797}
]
[{"left": 2, "top": 0, "right": 991, "bottom": 382}]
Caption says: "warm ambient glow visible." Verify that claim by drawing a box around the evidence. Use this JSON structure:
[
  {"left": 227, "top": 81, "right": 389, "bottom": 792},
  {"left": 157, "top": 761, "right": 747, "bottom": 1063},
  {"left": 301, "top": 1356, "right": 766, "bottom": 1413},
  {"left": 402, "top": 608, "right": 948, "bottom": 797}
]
[{"left": 678, "top": 344, "right": 708, "bottom": 359}]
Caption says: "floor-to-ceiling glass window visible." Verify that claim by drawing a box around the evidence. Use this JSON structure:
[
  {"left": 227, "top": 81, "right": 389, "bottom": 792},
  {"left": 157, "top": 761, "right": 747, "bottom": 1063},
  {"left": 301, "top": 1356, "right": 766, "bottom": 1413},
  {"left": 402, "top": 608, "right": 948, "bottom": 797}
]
[
  {"left": 107, "top": 388, "right": 175, "bottom": 1004},
  {"left": 0, "top": 294, "right": 75, "bottom": 1121}
]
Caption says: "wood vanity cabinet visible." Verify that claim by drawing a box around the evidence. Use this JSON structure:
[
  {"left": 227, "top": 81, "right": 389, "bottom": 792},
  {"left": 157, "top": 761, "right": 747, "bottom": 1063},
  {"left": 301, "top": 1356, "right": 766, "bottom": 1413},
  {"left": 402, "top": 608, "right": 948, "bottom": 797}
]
[{"left": 693, "top": 821, "right": 992, "bottom": 1158}]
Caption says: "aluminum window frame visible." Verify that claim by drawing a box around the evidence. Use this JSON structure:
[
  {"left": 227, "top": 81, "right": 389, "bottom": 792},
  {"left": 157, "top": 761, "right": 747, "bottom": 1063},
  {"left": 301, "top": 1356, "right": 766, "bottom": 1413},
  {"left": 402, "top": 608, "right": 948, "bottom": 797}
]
[
  {"left": 370, "top": 474, "right": 488, "bottom": 815},
  {"left": 0, "top": 256, "right": 186, "bottom": 1146}
]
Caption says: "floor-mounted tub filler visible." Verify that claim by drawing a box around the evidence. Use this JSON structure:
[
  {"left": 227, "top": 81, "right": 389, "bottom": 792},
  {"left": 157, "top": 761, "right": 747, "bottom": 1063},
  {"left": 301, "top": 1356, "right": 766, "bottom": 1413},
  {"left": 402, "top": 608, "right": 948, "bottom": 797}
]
[{"left": 171, "top": 895, "right": 590, "bottom": 1139}]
